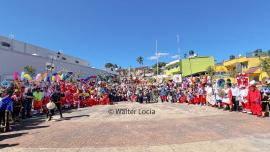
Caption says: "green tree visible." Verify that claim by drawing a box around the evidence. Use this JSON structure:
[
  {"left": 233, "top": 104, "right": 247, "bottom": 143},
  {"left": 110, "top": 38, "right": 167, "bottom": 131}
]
[
  {"left": 152, "top": 62, "right": 167, "bottom": 75},
  {"left": 267, "top": 49, "right": 270, "bottom": 56},
  {"left": 206, "top": 66, "right": 215, "bottom": 76},
  {"left": 24, "top": 65, "right": 36, "bottom": 75},
  {"left": 229, "top": 55, "right": 236, "bottom": 60},
  {"left": 105, "top": 63, "right": 114, "bottom": 69},
  {"left": 261, "top": 57, "right": 270, "bottom": 76}
]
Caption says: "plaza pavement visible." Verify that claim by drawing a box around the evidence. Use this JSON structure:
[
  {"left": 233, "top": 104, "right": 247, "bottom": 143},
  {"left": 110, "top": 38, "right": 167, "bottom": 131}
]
[{"left": 1, "top": 102, "right": 270, "bottom": 152}]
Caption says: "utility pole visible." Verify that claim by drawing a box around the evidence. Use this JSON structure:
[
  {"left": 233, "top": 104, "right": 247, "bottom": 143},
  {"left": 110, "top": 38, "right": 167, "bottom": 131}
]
[
  {"left": 176, "top": 33, "right": 182, "bottom": 82},
  {"left": 156, "top": 40, "right": 159, "bottom": 76}
]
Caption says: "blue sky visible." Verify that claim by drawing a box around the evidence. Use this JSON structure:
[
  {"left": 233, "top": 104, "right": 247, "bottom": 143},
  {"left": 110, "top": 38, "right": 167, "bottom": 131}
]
[{"left": 0, "top": 0, "right": 270, "bottom": 68}]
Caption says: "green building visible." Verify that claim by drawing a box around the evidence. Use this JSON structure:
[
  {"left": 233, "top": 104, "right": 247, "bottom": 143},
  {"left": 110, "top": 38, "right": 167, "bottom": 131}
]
[{"left": 164, "top": 56, "right": 215, "bottom": 77}]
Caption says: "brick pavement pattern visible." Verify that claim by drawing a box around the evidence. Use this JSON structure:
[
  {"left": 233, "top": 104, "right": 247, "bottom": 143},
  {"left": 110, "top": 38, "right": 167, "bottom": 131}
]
[{"left": 1, "top": 102, "right": 270, "bottom": 152}]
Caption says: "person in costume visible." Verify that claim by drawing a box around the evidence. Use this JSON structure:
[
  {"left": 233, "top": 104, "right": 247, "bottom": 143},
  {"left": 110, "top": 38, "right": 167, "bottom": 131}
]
[
  {"left": 21, "top": 87, "right": 34, "bottom": 119},
  {"left": 48, "top": 85, "right": 63, "bottom": 121},
  {"left": 260, "top": 80, "right": 270, "bottom": 117},
  {"left": 239, "top": 85, "right": 249, "bottom": 113},
  {"left": 247, "top": 80, "right": 262, "bottom": 116},
  {"left": 198, "top": 84, "right": 206, "bottom": 106},
  {"left": 160, "top": 85, "right": 167, "bottom": 102},
  {"left": 42, "top": 87, "right": 51, "bottom": 114},
  {"left": 0, "top": 87, "right": 14, "bottom": 132},
  {"left": 11, "top": 88, "right": 23, "bottom": 122},
  {"left": 206, "top": 84, "right": 215, "bottom": 106},
  {"left": 187, "top": 88, "right": 195, "bottom": 104},
  {"left": 231, "top": 84, "right": 240, "bottom": 111},
  {"left": 214, "top": 86, "right": 223, "bottom": 109},
  {"left": 33, "top": 87, "right": 44, "bottom": 114},
  {"left": 222, "top": 83, "right": 233, "bottom": 111}
]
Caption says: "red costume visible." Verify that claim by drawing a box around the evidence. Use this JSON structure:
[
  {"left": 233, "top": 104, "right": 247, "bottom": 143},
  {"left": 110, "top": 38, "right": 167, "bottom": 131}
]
[{"left": 247, "top": 87, "right": 262, "bottom": 116}]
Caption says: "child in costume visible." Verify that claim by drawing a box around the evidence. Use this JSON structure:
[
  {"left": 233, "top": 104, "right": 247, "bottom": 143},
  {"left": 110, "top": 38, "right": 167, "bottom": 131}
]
[
  {"left": 33, "top": 88, "right": 44, "bottom": 114},
  {"left": 239, "top": 85, "right": 249, "bottom": 113},
  {"left": 222, "top": 84, "right": 232, "bottom": 111}
]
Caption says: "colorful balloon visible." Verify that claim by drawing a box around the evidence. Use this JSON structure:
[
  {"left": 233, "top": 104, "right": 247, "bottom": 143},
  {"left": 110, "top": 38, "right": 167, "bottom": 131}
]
[
  {"left": 24, "top": 74, "right": 32, "bottom": 80},
  {"left": 52, "top": 76, "right": 55, "bottom": 81},
  {"left": 13, "top": 71, "right": 19, "bottom": 80},
  {"left": 42, "top": 73, "right": 47, "bottom": 81},
  {"left": 36, "top": 73, "right": 41, "bottom": 81},
  {"left": 61, "top": 73, "right": 65, "bottom": 80},
  {"left": 57, "top": 75, "right": 61, "bottom": 82},
  {"left": 20, "top": 71, "right": 25, "bottom": 81}
]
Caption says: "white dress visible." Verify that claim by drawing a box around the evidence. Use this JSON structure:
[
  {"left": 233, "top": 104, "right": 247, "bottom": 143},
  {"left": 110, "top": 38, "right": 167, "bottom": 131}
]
[
  {"left": 240, "top": 89, "right": 248, "bottom": 104},
  {"left": 206, "top": 86, "right": 215, "bottom": 105},
  {"left": 222, "top": 88, "right": 231, "bottom": 104}
]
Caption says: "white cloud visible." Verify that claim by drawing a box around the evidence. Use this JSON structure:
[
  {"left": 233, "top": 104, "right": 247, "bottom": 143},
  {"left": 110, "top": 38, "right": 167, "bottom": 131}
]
[
  {"left": 148, "top": 52, "right": 169, "bottom": 60},
  {"left": 171, "top": 54, "right": 179, "bottom": 59},
  {"left": 148, "top": 55, "right": 159, "bottom": 60},
  {"left": 157, "top": 52, "right": 169, "bottom": 57}
]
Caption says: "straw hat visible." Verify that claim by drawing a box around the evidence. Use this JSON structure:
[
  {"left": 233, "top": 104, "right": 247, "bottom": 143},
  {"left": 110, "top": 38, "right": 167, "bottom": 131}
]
[
  {"left": 46, "top": 101, "right": 56, "bottom": 110},
  {"left": 249, "top": 80, "right": 256, "bottom": 86}
]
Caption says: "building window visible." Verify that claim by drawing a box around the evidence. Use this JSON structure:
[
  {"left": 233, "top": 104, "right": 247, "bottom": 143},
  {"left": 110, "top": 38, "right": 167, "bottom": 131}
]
[
  {"left": 241, "top": 62, "right": 248, "bottom": 69},
  {"left": 1, "top": 42, "right": 11, "bottom": 47},
  {"left": 75, "top": 60, "right": 79, "bottom": 64},
  {"left": 62, "top": 57, "right": 66, "bottom": 60}
]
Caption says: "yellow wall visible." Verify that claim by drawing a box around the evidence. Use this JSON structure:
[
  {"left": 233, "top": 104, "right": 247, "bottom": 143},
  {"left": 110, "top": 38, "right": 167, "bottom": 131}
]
[
  {"left": 215, "top": 56, "right": 269, "bottom": 82},
  {"left": 223, "top": 57, "right": 248, "bottom": 67},
  {"left": 214, "top": 65, "right": 228, "bottom": 72}
]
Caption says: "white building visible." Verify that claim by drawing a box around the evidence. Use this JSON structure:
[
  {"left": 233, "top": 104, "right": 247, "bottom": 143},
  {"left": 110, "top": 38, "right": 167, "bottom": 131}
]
[{"left": 0, "top": 35, "right": 109, "bottom": 80}]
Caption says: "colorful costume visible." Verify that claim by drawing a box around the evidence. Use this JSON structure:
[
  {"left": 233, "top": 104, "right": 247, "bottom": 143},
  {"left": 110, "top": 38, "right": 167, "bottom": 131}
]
[{"left": 247, "top": 87, "right": 262, "bottom": 116}]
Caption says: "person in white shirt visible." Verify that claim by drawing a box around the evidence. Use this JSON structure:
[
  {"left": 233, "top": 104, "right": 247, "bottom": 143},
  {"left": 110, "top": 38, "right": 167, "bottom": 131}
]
[
  {"left": 214, "top": 87, "right": 223, "bottom": 109},
  {"left": 239, "top": 85, "right": 248, "bottom": 113},
  {"left": 231, "top": 84, "right": 240, "bottom": 111}
]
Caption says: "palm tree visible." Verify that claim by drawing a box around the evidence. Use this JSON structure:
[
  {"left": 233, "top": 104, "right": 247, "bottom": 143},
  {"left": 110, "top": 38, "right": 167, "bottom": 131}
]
[
  {"left": 136, "top": 56, "right": 144, "bottom": 76},
  {"left": 136, "top": 56, "right": 144, "bottom": 66},
  {"left": 184, "top": 53, "right": 187, "bottom": 58},
  {"left": 188, "top": 50, "right": 195, "bottom": 57}
]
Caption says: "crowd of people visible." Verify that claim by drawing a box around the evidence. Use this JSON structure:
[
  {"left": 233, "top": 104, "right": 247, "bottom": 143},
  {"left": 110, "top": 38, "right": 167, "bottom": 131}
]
[
  {"left": 0, "top": 73, "right": 270, "bottom": 133},
  {"left": 105, "top": 75, "right": 269, "bottom": 118}
]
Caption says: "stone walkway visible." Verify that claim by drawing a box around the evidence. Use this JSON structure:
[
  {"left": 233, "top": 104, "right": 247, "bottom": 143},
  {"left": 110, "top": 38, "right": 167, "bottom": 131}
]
[{"left": 1, "top": 102, "right": 270, "bottom": 152}]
